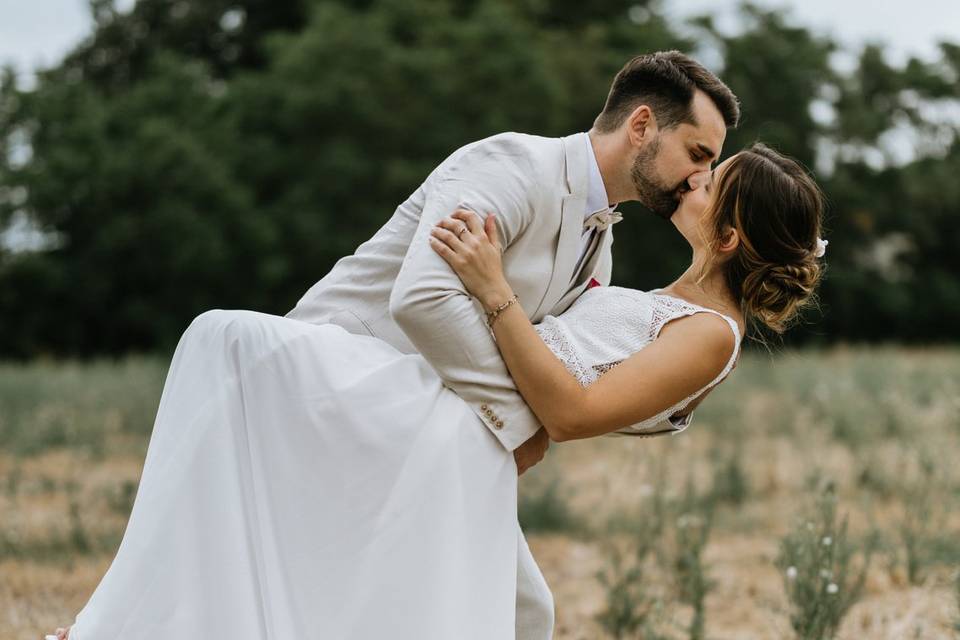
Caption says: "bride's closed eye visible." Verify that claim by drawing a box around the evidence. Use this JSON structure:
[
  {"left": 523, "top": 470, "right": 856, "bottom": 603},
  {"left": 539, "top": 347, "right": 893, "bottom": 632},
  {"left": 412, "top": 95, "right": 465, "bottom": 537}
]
[
  {"left": 686, "top": 171, "right": 712, "bottom": 192},
  {"left": 705, "top": 169, "right": 716, "bottom": 194}
]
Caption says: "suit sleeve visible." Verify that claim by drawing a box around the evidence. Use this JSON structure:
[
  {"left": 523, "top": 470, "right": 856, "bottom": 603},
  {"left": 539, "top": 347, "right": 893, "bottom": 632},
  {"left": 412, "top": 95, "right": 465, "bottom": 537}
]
[{"left": 389, "top": 144, "right": 542, "bottom": 452}]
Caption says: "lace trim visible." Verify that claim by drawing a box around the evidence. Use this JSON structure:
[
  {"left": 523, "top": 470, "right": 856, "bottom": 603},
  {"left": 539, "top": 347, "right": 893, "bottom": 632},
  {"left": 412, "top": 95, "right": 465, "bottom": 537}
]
[
  {"left": 535, "top": 319, "right": 593, "bottom": 386},
  {"left": 592, "top": 360, "right": 623, "bottom": 377}
]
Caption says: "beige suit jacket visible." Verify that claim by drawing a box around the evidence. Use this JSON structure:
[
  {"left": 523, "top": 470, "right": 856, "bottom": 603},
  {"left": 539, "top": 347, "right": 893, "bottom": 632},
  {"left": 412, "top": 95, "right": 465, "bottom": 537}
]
[{"left": 286, "top": 132, "right": 614, "bottom": 452}]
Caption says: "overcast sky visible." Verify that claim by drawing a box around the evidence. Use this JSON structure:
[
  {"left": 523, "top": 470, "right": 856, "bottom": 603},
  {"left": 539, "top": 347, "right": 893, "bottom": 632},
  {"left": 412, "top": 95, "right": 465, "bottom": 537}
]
[
  {"left": 664, "top": 0, "right": 960, "bottom": 66},
  {"left": 1, "top": 0, "right": 959, "bottom": 86}
]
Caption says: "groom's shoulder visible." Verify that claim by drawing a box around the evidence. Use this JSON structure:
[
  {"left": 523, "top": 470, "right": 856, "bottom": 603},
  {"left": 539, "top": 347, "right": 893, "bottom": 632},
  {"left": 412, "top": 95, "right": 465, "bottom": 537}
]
[
  {"left": 462, "top": 131, "right": 562, "bottom": 158},
  {"left": 448, "top": 132, "right": 564, "bottom": 177}
]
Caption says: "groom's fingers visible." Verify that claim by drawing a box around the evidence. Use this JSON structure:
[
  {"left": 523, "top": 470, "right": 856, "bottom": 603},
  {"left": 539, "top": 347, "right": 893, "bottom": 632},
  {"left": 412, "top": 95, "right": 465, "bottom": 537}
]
[{"left": 451, "top": 209, "right": 484, "bottom": 235}]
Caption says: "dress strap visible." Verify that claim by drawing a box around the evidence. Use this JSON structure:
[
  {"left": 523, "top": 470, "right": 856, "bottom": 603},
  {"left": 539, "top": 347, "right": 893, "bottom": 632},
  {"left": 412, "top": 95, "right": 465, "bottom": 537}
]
[
  {"left": 648, "top": 292, "right": 741, "bottom": 388},
  {"left": 690, "top": 308, "right": 741, "bottom": 386}
]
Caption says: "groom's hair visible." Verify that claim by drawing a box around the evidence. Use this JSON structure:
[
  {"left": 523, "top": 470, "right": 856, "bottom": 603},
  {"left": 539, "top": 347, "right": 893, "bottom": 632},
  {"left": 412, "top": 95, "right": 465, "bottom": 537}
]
[{"left": 594, "top": 51, "right": 740, "bottom": 133}]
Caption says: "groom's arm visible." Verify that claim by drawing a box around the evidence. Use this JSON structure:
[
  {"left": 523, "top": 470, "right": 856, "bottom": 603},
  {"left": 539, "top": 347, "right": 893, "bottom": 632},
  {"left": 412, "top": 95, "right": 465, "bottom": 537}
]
[{"left": 389, "top": 141, "right": 543, "bottom": 453}]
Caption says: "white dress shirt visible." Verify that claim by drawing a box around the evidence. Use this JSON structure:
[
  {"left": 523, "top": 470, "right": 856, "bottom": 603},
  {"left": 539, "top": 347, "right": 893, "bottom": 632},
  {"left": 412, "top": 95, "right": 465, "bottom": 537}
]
[{"left": 574, "top": 133, "right": 615, "bottom": 274}]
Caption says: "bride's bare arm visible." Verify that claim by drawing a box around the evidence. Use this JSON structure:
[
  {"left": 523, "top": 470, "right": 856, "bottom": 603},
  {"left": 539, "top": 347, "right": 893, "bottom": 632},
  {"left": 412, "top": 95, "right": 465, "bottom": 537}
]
[
  {"left": 430, "top": 210, "right": 735, "bottom": 442},
  {"left": 491, "top": 306, "right": 733, "bottom": 441}
]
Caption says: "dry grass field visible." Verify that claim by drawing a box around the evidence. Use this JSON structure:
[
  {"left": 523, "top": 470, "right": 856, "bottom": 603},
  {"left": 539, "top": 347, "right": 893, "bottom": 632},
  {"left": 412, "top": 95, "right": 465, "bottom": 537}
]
[{"left": 2, "top": 348, "right": 959, "bottom": 639}]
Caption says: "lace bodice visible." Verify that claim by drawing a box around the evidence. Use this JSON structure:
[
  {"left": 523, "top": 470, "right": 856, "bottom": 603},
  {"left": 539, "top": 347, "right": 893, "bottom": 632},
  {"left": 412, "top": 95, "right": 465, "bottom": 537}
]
[{"left": 534, "top": 286, "right": 741, "bottom": 438}]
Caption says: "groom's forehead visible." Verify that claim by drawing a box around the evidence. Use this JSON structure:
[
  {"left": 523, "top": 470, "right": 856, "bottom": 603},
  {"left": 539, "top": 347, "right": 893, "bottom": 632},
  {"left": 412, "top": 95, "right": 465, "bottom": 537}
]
[
  {"left": 691, "top": 90, "right": 728, "bottom": 134},
  {"left": 683, "top": 93, "right": 727, "bottom": 151}
]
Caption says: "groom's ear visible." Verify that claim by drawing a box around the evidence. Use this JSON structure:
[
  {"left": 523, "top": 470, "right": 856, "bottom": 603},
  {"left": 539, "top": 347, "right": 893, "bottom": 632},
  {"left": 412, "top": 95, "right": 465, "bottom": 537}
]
[{"left": 626, "top": 104, "right": 657, "bottom": 146}]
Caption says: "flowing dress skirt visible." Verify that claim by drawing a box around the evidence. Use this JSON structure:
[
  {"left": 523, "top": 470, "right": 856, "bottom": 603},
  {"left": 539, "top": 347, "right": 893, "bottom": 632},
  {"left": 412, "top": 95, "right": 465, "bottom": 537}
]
[{"left": 69, "top": 309, "right": 519, "bottom": 639}]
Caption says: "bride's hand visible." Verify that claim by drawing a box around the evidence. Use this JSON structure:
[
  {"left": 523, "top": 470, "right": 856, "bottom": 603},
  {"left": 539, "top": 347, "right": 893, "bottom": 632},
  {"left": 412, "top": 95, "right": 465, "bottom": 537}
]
[{"left": 429, "top": 209, "right": 514, "bottom": 310}]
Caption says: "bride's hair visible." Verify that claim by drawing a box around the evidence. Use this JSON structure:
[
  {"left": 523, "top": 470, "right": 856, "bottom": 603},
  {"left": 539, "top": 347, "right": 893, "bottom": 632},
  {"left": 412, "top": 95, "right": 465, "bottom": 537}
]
[{"left": 706, "top": 143, "right": 825, "bottom": 334}]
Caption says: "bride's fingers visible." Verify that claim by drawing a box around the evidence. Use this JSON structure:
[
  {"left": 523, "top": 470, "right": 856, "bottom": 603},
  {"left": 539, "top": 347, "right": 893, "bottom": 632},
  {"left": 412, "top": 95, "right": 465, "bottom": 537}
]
[
  {"left": 450, "top": 209, "right": 484, "bottom": 235},
  {"left": 428, "top": 235, "right": 459, "bottom": 264},
  {"left": 484, "top": 213, "right": 501, "bottom": 250},
  {"left": 435, "top": 216, "right": 470, "bottom": 239},
  {"left": 429, "top": 225, "right": 466, "bottom": 250}
]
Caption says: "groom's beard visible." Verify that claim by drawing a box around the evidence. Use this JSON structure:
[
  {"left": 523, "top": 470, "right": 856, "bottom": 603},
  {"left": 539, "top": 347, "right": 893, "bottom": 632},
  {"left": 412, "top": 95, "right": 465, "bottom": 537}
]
[{"left": 631, "top": 138, "right": 684, "bottom": 220}]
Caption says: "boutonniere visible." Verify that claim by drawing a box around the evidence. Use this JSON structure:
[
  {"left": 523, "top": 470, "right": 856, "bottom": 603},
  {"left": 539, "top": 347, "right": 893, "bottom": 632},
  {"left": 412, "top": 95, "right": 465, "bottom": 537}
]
[
  {"left": 587, "top": 277, "right": 602, "bottom": 289},
  {"left": 584, "top": 210, "right": 623, "bottom": 231}
]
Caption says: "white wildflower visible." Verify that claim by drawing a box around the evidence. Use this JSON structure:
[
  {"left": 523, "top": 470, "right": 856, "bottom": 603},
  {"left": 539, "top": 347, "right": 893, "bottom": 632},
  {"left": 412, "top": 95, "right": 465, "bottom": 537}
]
[
  {"left": 819, "top": 568, "right": 832, "bottom": 579},
  {"left": 826, "top": 583, "right": 839, "bottom": 594},
  {"left": 786, "top": 566, "right": 798, "bottom": 580},
  {"left": 822, "top": 536, "right": 832, "bottom": 546}
]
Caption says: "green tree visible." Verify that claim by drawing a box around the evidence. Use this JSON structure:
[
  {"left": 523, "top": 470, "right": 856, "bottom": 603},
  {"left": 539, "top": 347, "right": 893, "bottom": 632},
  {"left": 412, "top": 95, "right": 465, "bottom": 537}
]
[{"left": 1, "top": 0, "right": 959, "bottom": 356}]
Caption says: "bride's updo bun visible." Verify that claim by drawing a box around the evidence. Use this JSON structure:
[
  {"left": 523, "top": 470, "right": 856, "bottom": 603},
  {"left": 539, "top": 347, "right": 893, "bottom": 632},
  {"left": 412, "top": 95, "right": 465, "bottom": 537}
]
[
  {"left": 740, "top": 261, "right": 820, "bottom": 333},
  {"left": 708, "top": 143, "right": 825, "bottom": 333}
]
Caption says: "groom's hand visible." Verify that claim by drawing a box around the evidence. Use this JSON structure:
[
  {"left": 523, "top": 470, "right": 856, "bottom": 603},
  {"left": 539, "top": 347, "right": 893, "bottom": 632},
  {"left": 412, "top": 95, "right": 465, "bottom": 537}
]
[{"left": 514, "top": 427, "right": 550, "bottom": 476}]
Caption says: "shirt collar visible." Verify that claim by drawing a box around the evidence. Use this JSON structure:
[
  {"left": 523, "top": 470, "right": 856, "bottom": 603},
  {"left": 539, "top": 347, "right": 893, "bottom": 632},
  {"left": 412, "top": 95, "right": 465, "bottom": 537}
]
[{"left": 584, "top": 133, "right": 614, "bottom": 218}]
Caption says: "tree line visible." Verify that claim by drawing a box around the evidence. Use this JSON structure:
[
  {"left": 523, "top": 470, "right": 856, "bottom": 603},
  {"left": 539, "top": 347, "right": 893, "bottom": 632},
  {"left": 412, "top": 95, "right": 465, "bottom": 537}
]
[{"left": 1, "top": 0, "right": 958, "bottom": 358}]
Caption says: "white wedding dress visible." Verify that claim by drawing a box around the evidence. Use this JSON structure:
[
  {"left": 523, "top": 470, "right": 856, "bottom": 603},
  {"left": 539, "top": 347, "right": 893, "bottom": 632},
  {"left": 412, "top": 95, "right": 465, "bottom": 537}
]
[{"left": 66, "top": 286, "right": 739, "bottom": 640}]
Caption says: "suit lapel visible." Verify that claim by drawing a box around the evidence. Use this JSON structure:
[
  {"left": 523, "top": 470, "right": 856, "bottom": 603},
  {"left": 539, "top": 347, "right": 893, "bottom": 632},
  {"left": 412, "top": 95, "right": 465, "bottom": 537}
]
[
  {"left": 533, "top": 133, "right": 589, "bottom": 319},
  {"left": 581, "top": 226, "right": 613, "bottom": 283},
  {"left": 556, "top": 227, "right": 613, "bottom": 312}
]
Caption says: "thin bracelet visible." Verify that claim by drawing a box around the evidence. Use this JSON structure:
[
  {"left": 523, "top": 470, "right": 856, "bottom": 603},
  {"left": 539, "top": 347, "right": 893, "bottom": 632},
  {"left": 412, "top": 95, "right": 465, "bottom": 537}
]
[{"left": 485, "top": 294, "right": 519, "bottom": 328}]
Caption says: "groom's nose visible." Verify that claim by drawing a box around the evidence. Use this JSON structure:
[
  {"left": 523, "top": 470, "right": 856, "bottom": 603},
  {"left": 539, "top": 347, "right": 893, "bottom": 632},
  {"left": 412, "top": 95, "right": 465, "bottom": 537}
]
[{"left": 686, "top": 171, "right": 711, "bottom": 191}]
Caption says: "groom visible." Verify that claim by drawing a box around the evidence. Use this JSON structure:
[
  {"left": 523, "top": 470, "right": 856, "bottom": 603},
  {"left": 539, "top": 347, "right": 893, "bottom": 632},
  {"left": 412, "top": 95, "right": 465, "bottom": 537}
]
[{"left": 286, "top": 50, "right": 739, "bottom": 639}]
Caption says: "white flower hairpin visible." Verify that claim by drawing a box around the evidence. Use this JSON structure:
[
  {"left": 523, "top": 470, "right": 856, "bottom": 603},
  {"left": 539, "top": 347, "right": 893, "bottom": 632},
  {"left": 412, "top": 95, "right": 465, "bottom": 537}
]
[{"left": 814, "top": 238, "right": 828, "bottom": 258}]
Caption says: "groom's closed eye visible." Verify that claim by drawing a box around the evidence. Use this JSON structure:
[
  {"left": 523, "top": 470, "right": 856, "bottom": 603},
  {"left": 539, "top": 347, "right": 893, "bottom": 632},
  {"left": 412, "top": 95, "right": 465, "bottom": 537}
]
[{"left": 690, "top": 143, "right": 717, "bottom": 167}]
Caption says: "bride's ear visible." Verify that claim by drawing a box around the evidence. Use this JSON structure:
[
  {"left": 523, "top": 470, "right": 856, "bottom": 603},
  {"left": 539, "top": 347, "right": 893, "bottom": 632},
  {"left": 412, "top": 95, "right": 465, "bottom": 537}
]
[{"left": 717, "top": 225, "right": 739, "bottom": 256}]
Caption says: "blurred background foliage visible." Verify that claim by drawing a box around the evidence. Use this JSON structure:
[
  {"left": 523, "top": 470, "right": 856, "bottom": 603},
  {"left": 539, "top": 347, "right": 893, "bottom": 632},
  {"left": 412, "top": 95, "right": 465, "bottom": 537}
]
[{"left": 1, "top": 0, "right": 958, "bottom": 358}]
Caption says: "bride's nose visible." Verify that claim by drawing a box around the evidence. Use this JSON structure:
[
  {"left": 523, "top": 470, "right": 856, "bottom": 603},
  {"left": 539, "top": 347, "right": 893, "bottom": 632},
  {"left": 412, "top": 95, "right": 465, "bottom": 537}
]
[{"left": 686, "top": 170, "right": 711, "bottom": 191}]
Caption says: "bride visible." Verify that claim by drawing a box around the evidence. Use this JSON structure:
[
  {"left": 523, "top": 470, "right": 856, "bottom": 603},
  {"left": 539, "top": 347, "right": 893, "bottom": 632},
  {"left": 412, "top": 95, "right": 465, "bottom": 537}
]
[{"left": 52, "top": 142, "right": 824, "bottom": 640}]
